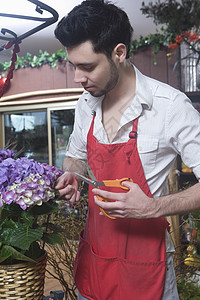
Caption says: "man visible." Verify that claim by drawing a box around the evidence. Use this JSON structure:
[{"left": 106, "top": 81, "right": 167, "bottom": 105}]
[{"left": 54, "top": 1, "right": 200, "bottom": 299}]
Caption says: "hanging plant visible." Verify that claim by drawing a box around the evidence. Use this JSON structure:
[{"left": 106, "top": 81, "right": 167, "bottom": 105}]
[
  {"left": 130, "top": 29, "right": 172, "bottom": 55},
  {"left": 140, "top": 0, "right": 200, "bottom": 69},
  {"left": 0, "top": 48, "right": 67, "bottom": 74},
  {"left": 141, "top": 0, "right": 200, "bottom": 36}
]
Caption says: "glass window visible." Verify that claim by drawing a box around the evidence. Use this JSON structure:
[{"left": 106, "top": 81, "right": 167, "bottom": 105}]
[
  {"left": 4, "top": 111, "right": 49, "bottom": 163},
  {"left": 51, "top": 109, "right": 75, "bottom": 169}
]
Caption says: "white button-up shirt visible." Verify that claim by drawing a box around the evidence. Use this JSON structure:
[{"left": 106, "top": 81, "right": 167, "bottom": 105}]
[
  {"left": 66, "top": 66, "right": 200, "bottom": 251},
  {"left": 66, "top": 66, "right": 200, "bottom": 193}
]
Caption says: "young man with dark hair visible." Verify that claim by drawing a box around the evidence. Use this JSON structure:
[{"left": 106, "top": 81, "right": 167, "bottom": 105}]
[{"left": 55, "top": 1, "right": 200, "bottom": 299}]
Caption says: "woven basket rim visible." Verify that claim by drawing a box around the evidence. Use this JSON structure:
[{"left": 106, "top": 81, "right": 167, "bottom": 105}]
[{"left": 0, "top": 250, "right": 47, "bottom": 269}]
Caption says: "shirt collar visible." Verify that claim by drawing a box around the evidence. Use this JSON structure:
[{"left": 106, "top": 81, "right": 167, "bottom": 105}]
[
  {"left": 82, "top": 64, "right": 155, "bottom": 112},
  {"left": 83, "top": 92, "right": 103, "bottom": 112},
  {"left": 134, "top": 66, "right": 153, "bottom": 110}
]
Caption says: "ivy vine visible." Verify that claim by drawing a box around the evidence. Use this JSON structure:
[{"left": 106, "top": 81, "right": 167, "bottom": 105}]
[
  {"left": 130, "top": 29, "right": 172, "bottom": 55},
  {"left": 0, "top": 0, "right": 199, "bottom": 74},
  {"left": 0, "top": 33, "right": 170, "bottom": 75},
  {"left": 0, "top": 48, "right": 67, "bottom": 74},
  {"left": 141, "top": 0, "right": 200, "bottom": 36}
]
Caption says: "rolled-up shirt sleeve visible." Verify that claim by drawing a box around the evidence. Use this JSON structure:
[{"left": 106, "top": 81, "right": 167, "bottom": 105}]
[
  {"left": 65, "top": 131, "right": 87, "bottom": 161},
  {"left": 65, "top": 99, "right": 88, "bottom": 162},
  {"left": 166, "top": 94, "right": 200, "bottom": 181}
]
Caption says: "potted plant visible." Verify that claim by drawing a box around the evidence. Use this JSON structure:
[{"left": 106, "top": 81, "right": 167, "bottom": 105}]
[
  {"left": 141, "top": 0, "right": 200, "bottom": 91},
  {"left": 0, "top": 146, "right": 63, "bottom": 299}
]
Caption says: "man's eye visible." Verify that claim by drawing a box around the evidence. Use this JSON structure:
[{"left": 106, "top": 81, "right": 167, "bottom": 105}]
[{"left": 83, "top": 66, "right": 94, "bottom": 72}]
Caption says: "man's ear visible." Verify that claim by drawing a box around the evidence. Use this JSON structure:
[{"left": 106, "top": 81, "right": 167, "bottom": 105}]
[{"left": 113, "top": 43, "right": 127, "bottom": 63}]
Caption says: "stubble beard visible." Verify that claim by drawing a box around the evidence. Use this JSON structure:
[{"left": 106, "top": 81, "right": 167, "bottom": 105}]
[{"left": 90, "top": 59, "right": 119, "bottom": 98}]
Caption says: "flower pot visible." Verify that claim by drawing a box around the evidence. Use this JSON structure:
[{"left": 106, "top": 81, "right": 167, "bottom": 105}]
[{"left": 0, "top": 252, "right": 47, "bottom": 300}]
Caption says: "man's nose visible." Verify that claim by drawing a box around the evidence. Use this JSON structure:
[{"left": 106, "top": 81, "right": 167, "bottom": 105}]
[{"left": 74, "top": 69, "right": 87, "bottom": 83}]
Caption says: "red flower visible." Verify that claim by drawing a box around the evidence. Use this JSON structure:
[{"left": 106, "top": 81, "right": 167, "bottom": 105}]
[
  {"left": 189, "top": 33, "right": 199, "bottom": 42},
  {"left": 184, "top": 31, "right": 191, "bottom": 37},
  {"left": 175, "top": 34, "right": 184, "bottom": 44},
  {"left": 168, "top": 42, "right": 179, "bottom": 49}
]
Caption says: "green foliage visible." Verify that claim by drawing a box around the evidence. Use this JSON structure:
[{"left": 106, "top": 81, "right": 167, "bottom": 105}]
[
  {"left": 177, "top": 276, "right": 200, "bottom": 300},
  {"left": 130, "top": 0, "right": 200, "bottom": 63},
  {"left": 0, "top": 200, "right": 62, "bottom": 265},
  {"left": 182, "top": 207, "right": 200, "bottom": 234},
  {"left": 178, "top": 209, "right": 200, "bottom": 299},
  {"left": 130, "top": 29, "right": 173, "bottom": 55},
  {"left": 0, "top": 48, "right": 67, "bottom": 73},
  {"left": 0, "top": 245, "right": 36, "bottom": 263},
  {"left": 141, "top": 0, "right": 200, "bottom": 35},
  {"left": 189, "top": 210, "right": 200, "bottom": 231}
]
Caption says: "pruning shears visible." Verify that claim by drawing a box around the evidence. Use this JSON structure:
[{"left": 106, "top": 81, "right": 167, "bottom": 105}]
[{"left": 74, "top": 164, "right": 133, "bottom": 220}]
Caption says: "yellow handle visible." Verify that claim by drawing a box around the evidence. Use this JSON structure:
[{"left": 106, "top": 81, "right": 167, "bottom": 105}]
[
  {"left": 103, "top": 178, "right": 133, "bottom": 190},
  {"left": 97, "top": 195, "right": 116, "bottom": 220},
  {"left": 97, "top": 178, "right": 133, "bottom": 219}
]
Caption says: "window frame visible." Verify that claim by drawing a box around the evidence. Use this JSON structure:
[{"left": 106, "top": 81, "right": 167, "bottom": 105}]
[{"left": 0, "top": 88, "right": 82, "bottom": 165}]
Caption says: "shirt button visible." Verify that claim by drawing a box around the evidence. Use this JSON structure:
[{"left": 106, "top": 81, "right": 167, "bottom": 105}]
[{"left": 139, "top": 146, "right": 142, "bottom": 151}]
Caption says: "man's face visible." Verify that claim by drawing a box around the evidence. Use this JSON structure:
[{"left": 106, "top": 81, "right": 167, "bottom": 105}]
[{"left": 67, "top": 41, "right": 119, "bottom": 97}]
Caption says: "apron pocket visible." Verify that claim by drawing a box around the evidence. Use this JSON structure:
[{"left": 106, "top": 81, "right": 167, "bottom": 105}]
[
  {"left": 74, "top": 230, "right": 166, "bottom": 300},
  {"left": 119, "top": 258, "right": 166, "bottom": 300}
]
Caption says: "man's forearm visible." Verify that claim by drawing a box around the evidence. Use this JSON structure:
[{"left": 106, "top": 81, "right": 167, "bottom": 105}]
[
  {"left": 155, "top": 182, "right": 200, "bottom": 217},
  {"left": 62, "top": 156, "right": 87, "bottom": 175}
]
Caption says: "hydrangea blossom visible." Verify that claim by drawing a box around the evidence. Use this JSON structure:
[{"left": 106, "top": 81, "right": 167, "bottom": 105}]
[
  {"left": 0, "top": 148, "right": 63, "bottom": 210},
  {"left": 0, "top": 148, "right": 15, "bottom": 163}
]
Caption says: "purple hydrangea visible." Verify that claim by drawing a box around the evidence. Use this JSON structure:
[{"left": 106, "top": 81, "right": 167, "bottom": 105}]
[
  {"left": 0, "top": 151, "right": 63, "bottom": 210},
  {"left": 0, "top": 148, "right": 15, "bottom": 163}
]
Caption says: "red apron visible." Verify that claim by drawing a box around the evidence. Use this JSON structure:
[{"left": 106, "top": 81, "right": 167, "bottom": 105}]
[{"left": 74, "top": 113, "right": 169, "bottom": 300}]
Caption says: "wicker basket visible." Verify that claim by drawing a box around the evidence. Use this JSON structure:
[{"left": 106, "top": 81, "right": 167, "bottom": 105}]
[{"left": 0, "top": 252, "right": 47, "bottom": 300}]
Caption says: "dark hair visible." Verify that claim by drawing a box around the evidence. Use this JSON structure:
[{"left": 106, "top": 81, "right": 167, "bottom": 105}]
[{"left": 54, "top": 0, "right": 133, "bottom": 58}]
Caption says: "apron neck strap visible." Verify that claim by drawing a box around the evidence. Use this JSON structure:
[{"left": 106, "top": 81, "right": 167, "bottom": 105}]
[{"left": 129, "top": 118, "right": 138, "bottom": 139}]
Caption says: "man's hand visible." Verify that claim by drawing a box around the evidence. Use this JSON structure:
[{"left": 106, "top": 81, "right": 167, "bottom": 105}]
[
  {"left": 55, "top": 156, "right": 87, "bottom": 203},
  {"left": 92, "top": 181, "right": 159, "bottom": 219},
  {"left": 55, "top": 171, "right": 80, "bottom": 203}
]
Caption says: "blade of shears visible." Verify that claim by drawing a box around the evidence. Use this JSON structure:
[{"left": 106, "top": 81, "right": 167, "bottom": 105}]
[
  {"left": 86, "top": 163, "right": 97, "bottom": 181},
  {"left": 74, "top": 172, "right": 99, "bottom": 188},
  {"left": 86, "top": 163, "right": 107, "bottom": 186}
]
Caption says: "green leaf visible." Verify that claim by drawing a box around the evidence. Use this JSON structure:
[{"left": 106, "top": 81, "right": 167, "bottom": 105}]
[
  {"left": 0, "top": 203, "right": 24, "bottom": 220},
  {"left": 9, "top": 224, "right": 43, "bottom": 250},
  {"left": 29, "top": 200, "right": 59, "bottom": 216},
  {"left": 0, "top": 219, "right": 18, "bottom": 243},
  {"left": 152, "top": 58, "right": 157, "bottom": 65},
  {"left": 0, "top": 48, "right": 67, "bottom": 73},
  {"left": 25, "top": 241, "right": 43, "bottom": 260},
  {"left": 1, "top": 228, "right": 17, "bottom": 244},
  {"left": 41, "top": 222, "right": 63, "bottom": 233},
  {"left": 0, "top": 245, "right": 36, "bottom": 264},
  {"left": 22, "top": 211, "right": 34, "bottom": 227},
  {"left": 43, "top": 232, "right": 63, "bottom": 246},
  {"left": 1, "top": 218, "right": 17, "bottom": 229},
  {"left": 0, "top": 245, "right": 12, "bottom": 263}
]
